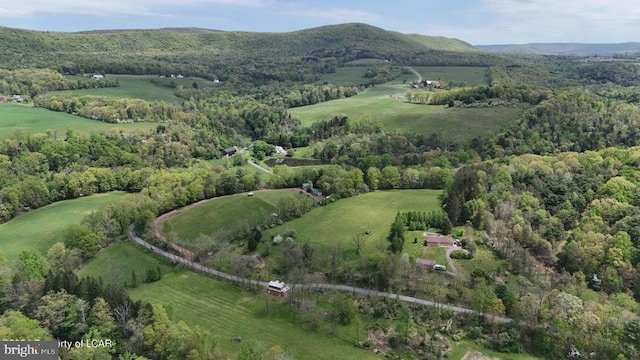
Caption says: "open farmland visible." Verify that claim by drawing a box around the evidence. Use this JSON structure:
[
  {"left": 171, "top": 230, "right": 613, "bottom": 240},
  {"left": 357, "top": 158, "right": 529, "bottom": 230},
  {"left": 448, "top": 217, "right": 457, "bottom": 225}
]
[
  {"left": 76, "top": 240, "right": 175, "bottom": 284},
  {"left": 0, "top": 192, "right": 127, "bottom": 260},
  {"left": 0, "top": 104, "right": 157, "bottom": 140},
  {"left": 264, "top": 190, "right": 442, "bottom": 250},
  {"left": 59, "top": 75, "right": 220, "bottom": 103},
  {"left": 289, "top": 83, "right": 524, "bottom": 139},
  {"left": 161, "top": 189, "right": 299, "bottom": 243},
  {"left": 412, "top": 66, "right": 488, "bottom": 86},
  {"left": 128, "top": 270, "right": 379, "bottom": 360}
]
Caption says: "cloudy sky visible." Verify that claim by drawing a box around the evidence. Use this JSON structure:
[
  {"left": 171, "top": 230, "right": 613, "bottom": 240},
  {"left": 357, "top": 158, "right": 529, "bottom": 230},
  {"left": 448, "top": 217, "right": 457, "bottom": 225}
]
[{"left": 0, "top": 0, "right": 637, "bottom": 44}]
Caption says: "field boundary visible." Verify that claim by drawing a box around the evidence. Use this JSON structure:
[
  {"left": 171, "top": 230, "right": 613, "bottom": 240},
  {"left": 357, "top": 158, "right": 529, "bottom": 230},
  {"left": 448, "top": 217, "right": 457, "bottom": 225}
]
[{"left": 129, "top": 225, "right": 514, "bottom": 323}]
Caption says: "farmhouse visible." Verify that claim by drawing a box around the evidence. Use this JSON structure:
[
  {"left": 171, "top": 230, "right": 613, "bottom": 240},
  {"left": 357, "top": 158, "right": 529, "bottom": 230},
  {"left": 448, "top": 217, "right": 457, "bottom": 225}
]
[
  {"left": 11, "top": 95, "right": 23, "bottom": 102},
  {"left": 425, "top": 233, "right": 456, "bottom": 247},
  {"left": 0, "top": 96, "right": 5, "bottom": 102},
  {"left": 92, "top": 74, "right": 104, "bottom": 79},
  {"left": 221, "top": 146, "right": 238, "bottom": 156},
  {"left": 416, "top": 258, "right": 435, "bottom": 268},
  {"left": 267, "top": 280, "right": 290, "bottom": 297}
]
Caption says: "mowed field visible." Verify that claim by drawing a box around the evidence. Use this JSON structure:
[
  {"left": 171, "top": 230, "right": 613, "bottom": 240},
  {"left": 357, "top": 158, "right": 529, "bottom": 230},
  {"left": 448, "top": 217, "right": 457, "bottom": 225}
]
[
  {"left": 76, "top": 241, "right": 175, "bottom": 284},
  {"left": 0, "top": 104, "right": 157, "bottom": 140},
  {"left": 59, "top": 75, "right": 221, "bottom": 103},
  {"left": 264, "top": 190, "right": 442, "bottom": 249},
  {"left": 289, "top": 82, "right": 523, "bottom": 139},
  {"left": 163, "top": 189, "right": 299, "bottom": 242},
  {"left": 0, "top": 192, "right": 127, "bottom": 260},
  {"left": 129, "top": 270, "right": 379, "bottom": 360},
  {"left": 411, "top": 66, "right": 488, "bottom": 86}
]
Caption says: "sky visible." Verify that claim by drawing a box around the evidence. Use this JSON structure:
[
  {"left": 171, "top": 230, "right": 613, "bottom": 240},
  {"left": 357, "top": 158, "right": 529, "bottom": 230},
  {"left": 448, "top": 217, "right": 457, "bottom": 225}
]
[{"left": 0, "top": 0, "right": 638, "bottom": 44}]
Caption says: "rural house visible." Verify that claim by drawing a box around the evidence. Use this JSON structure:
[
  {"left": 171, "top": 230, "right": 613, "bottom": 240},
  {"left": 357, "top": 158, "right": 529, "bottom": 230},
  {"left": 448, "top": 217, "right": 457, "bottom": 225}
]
[
  {"left": 425, "top": 233, "right": 456, "bottom": 247},
  {"left": 92, "top": 74, "right": 104, "bottom": 79},
  {"left": 221, "top": 146, "right": 238, "bottom": 156},
  {"left": 267, "top": 280, "right": 290, "bottom": 297}
]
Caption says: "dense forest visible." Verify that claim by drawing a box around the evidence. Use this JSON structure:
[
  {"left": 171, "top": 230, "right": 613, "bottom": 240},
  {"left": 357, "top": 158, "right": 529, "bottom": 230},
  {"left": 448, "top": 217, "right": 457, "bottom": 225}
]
[{"left": 2, "top": 22, "right": 640, "bottom": 359}]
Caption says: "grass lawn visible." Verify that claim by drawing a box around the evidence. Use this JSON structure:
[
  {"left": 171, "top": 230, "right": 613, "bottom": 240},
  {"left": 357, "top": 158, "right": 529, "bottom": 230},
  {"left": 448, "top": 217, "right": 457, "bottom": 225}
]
[
  {"left": 449, "top": 339, "right": 540, "bottom": 360},
  {"left": 452, "top": 246, "right": 508, "bottom": 280},
  {"left": 163, "top": 189, "right": 299, "bottom": 243},
  {"left": 0, "top": 192, "right": 127, "bottom": 260},
  {"left": 289, "top": 84, "right": 523, "bottom": 139},
  {"left": 264, "top": 190, "right": 442, "bottom": 250},
  {"left": 76, "top": 240, "right": 175, "bottom": 285},
  {"left": 59, "top": 75, "right": 220, "bottom": 103},
  {"left": 0, "top": 103, "right": 157, "bottom": 140},
  {"left": 128, "top": 270, "right": 379, "bottom": 360},
  {"left": 404, "top": 230, "right": 448, "bottom": 265}
]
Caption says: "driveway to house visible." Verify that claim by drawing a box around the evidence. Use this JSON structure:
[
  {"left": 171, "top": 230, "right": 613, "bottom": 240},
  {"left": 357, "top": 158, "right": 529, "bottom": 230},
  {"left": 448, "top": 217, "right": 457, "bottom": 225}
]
[
  {"left": 445, "top": 247, "right": 461, "bottom": 278},
  {"left": 247, "top": 160, "right": 272, "bottom": 174},
  {"left": 407, "top": 66, "right": 422, "bottom": 83}
]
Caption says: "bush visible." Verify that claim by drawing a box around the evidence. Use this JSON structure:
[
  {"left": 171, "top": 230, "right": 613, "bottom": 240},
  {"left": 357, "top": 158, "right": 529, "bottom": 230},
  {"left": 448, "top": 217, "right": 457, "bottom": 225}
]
[{"left": 449, "top": 250, "right": 469, "bottom": 259}]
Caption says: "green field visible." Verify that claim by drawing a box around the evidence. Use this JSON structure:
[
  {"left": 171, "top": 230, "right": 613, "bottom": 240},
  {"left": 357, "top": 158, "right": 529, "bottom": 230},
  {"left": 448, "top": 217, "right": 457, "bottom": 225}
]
[
  {"left": 289, "top": 83, "right": 523, "bottom": 138},
  {"left": 60, "top": 75, "right": 220, "bottom": 103},
  {"left": 264, "top": 190, "right": 442, "bottom": 249},
  {"left": 0, "top": 192, "right": 127, "bottom": 260},
  {"left": 412, "top": 66, "right": 488, "bottom": 86},
  {"left": 163, "top": 189, "right": 299, "bottom": 242},
  {"left": 128, "top": 270, "right": 379, "bottom": 360},
  {"left": 0, "top": 104, "right": 157, "bottom": 140},
  {"left": 76, "top": 240, "right": 175, "bottom": 284},
  {"left": 316, "top": 67, "right": 370, "bottom": 86}
]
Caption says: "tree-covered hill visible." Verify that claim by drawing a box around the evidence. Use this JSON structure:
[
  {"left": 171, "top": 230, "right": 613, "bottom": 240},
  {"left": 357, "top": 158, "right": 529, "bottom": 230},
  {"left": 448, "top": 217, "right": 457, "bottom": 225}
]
[{"left": 0, "top": 23, "right": 476, "bottom": 55}]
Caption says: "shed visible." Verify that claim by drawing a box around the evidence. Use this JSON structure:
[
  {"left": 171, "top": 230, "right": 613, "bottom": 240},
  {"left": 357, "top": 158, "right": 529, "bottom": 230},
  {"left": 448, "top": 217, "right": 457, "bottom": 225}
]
[
  {"left": 416, "top": 258, "right": 435, "bottom": 268},
  {"left": 221, "top": 146, "right": 238, "bottom": 156}
]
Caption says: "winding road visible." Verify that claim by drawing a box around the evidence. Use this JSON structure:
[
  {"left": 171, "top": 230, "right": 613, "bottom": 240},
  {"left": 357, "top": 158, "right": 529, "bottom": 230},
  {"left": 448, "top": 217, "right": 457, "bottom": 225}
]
[
  {"left": 406, "top": 66, "right": 422, "bottom": 83},
  {"left": 128, "top": 225, "right": 513, "bottom": 323}
]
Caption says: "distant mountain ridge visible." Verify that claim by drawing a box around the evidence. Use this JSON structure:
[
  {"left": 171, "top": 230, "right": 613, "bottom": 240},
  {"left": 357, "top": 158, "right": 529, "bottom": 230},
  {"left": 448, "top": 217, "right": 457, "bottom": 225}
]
[
  {"left": 476, "top": 42, "right": 640, "bottom": 55},
  {"left": 0, "top": 23, "right": 476, "bottom": 56}
]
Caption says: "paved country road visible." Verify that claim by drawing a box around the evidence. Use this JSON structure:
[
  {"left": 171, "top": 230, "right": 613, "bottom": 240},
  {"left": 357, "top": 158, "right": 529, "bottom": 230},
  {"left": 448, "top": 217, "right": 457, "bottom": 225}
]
[{"left": 128, "top": 226, "right": 514, "bottom": 324}]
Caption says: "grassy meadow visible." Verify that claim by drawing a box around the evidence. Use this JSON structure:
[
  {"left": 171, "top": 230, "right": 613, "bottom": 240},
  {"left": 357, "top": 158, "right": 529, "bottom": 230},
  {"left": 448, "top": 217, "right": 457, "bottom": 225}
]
[
  {"left": 264, "top": 190, "right": 442, "bottom": 250},
  {"left": 0, "top": 192, "right": 127, "bottom": 260},
  {"left": 128, "top": 270, "right": 379, "bottom": 360},
  {"left": 411, "top": 66, "right": 488, "bottom": 86},
  {"left": 289, "top": 82, "right": 523, "bottom": 139},
  {"left": 76, "top": 240, "right": 175, "bottom": 284},
  {"left": 162, "top": 189, "right": 299, "bottom": 243},
  {"left": 59, "top": 75, "right": 220, "bottom": 103},
  {"left": 0, "top": 103, "right": 157, "bottom": 140}
]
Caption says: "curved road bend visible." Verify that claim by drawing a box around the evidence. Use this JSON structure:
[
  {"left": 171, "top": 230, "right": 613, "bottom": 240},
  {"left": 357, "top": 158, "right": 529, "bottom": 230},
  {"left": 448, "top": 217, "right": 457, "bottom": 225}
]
[
  {"left": 128, "top": 226, "right": 513, "bottom": 324},
  {"left": 406, "top": 66, "right": 422, "bottom": 83}
]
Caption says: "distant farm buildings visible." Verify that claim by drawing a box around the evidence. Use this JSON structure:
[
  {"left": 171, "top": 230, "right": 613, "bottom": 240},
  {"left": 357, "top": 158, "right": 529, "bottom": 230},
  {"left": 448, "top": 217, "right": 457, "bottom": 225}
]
[{"left": 267, "top": 280, "right": 290, "bottom": 297}]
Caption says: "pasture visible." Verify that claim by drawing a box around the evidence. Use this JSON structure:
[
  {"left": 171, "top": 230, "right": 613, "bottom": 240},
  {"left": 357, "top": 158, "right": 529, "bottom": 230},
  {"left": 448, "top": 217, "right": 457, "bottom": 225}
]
[
  {"left": 0, "top": 104, "right": 157, "bottom": 140},
  {"left": 315, "top": 67, "right": 370, "bottom": 86},
  {"left": 128, "top": 270, "right": 379, "bottom": 360},
  {"left": 162, "top": 189, "right": 299, "bottom": 243},
  {"left": 60, "top": 75, "right": 220, "bottom": 103},
  {"left": 76, "top": 240, "right": 175, "bottom": 284},
  {"left": 289, "top": 83, "right": 523, "bottom": 139},
  {"left": 264, "top": 190, "right": 442, "bottom": 250},
  {"left": 0, "top": 192, "right": 127, "bottom": 260},
  {"left": 412, "top": 66, "right": 488, "bottom": 86}
]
